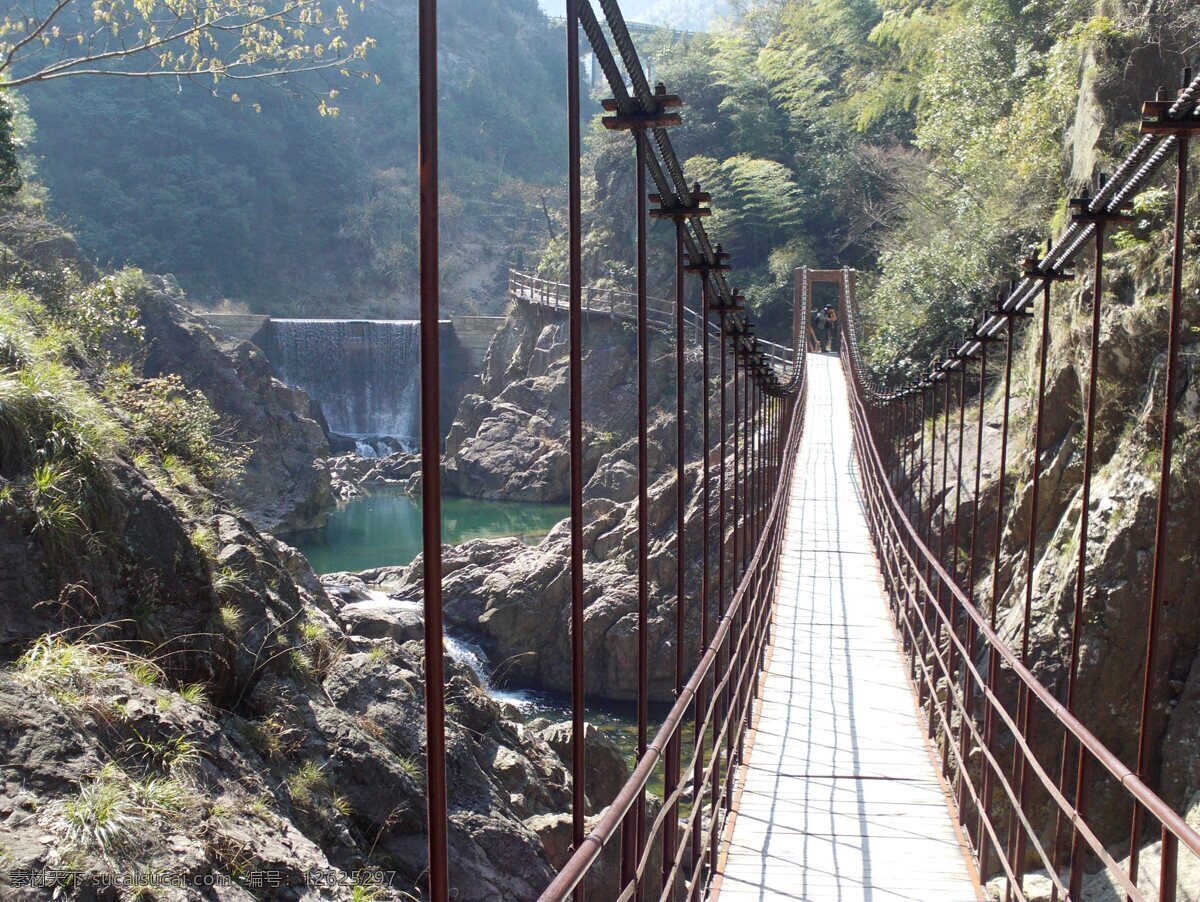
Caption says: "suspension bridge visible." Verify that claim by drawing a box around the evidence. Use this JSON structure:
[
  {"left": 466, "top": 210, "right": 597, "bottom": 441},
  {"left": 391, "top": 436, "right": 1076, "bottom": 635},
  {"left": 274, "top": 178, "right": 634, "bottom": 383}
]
[{"left": 406, "top": 0, "right": 1200, "bottom": 898}]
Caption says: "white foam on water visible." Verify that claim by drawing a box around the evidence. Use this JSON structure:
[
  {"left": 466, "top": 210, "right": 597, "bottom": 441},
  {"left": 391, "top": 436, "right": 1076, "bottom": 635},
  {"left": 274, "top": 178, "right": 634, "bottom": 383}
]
[{"left": 358, "top": 590, "right": 498, "bottom": 691}]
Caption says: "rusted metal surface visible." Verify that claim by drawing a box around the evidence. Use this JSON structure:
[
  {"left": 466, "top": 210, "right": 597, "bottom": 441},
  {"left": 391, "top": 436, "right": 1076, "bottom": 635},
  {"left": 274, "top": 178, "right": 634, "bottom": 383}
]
[
  {"left": 565, "top": 7, "right": 586, "bottom": 899},
  {"left": 417, "top": 0, "right": 448, "bottom": 897}
]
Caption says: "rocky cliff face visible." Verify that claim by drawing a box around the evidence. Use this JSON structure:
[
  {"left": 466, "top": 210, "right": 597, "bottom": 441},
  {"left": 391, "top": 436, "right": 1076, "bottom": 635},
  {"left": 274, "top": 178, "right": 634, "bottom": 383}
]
[
  {"left": 442, "top": 299, "right": 696, "bottom": 501},
  {"left": 136, "top": 279, "right": 333, "bottom": 533},
  {"left": 0, "top": 221, "right": 603, "bottom": 898}
]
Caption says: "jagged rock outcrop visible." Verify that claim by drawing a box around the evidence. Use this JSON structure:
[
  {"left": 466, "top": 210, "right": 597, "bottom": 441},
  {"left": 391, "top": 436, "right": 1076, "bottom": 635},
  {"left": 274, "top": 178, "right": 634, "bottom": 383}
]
[
  {"left": 137, "top": 278, "right": 333, "bottom": 533},
  {"left": 442, "top": 299, "right": 695, "bottom": 501},
  {"left": 0, "top": 491, "right": 579, "bottom": 899},
  {"left": 349, "top": 413, "right": 747, "bottom": 703},
  {"left": 323, "top": 451, "right": 421, "bottom": 501}
]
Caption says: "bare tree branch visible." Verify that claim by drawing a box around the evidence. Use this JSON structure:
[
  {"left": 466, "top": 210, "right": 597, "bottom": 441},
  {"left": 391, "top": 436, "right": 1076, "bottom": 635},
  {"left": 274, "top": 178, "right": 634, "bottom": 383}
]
[{"left": 0, "top": 0, "right": 373, "bottom": 104}]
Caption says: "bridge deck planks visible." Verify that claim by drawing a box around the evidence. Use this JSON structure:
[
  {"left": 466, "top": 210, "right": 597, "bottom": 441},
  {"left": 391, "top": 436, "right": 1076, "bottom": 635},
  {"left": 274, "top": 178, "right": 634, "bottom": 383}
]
[{"left": 716, "top": 353, "right": 980, "bottom": 902}]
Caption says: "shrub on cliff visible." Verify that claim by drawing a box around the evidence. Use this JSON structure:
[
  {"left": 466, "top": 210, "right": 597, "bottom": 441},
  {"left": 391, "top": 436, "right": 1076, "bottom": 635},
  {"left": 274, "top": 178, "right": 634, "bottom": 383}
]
[{"left": 125, "top": 374, "right": 250, "bottom": 488}]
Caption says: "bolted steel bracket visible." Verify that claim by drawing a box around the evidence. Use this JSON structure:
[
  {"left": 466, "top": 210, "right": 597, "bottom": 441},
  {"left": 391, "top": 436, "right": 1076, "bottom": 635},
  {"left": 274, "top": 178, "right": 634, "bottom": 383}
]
[
  {"left": 1139, "top": 97, "right": 1200, "bottom": 136},
  {"left": 684, "top": 246, "right": 731, "bottom": 274},
  {"left": 1069, "top": 193, "right": 1135, "bottom": 226},
  {"left": 602, "top": 85, "right": 683, "bottom": 131},
  {"left": 1022, "top": 255, "right": 1075, "bottom": 282},
  {"left": 650, "top": 184, "right": 712, "bottom": 220}
]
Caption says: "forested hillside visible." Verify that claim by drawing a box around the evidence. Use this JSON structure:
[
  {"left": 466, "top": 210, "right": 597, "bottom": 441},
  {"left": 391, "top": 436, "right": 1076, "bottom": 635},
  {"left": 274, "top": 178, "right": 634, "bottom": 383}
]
[
  {"left": 24, "top": 0, "right": 569, "bottom": 317},
  {"left": 18, "top": 0, "right": 1200, "bottom": 364},
  {"left": 546, "top": 0, "right": 1198, "bottom": 381}
]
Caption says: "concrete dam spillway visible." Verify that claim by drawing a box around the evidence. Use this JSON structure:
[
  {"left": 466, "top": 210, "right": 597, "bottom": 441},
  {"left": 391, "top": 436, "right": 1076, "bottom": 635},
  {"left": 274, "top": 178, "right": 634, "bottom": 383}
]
[
  {"left": 267, "top": 319, "right": 421, "bottom": 443},
  {"left": 196, "top": 312, "right": 504, "bottom": 446}
]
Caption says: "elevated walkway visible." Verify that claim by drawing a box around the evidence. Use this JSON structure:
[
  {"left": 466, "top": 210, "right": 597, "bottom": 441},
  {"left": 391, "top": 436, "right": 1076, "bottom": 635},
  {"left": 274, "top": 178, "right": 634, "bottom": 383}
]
[{"left": 716, "top": 353, "right": 981, "bottom": 901}]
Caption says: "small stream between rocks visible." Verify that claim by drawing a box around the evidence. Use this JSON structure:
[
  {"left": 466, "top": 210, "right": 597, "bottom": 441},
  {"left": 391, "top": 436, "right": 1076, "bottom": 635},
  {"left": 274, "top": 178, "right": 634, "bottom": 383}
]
[{"left": 345, "top": 589, "right": 669, "bottom": 796}]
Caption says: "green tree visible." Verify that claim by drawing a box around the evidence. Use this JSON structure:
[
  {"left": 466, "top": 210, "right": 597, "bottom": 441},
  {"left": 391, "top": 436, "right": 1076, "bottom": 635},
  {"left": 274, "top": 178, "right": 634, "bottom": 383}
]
[{"left": 0, "top": 93, "right": 20, "bottom": 202}]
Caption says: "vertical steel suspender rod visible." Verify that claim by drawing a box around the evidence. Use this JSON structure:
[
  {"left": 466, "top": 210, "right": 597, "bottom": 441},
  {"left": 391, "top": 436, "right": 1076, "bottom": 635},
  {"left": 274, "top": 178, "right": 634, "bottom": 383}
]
[
  {"left": 417, "top": 1, "right": 449, "bottom": 897},
  {"left": 634, "top": 125, "right": 650, "bottom": 897},
  {"left": 954, "top": 346, "right": 982, "bottom": 825},
  {"left": 662, "top": 217, "right": 686, "bottom": 897},
  {"left": 927, "top": 380, "right": 938, "bottom": 549},
  {"left": 935, "top": 370, "right": 955, "bottom": 770},
  {"left": 951, "top": 362, "right": 967, "bottom": 588},
  {"left": 1008, "top": 254, "right": 1066, "bottom": 896},
  {"left": 733, "top": 340, "right": 741, "bottom": 592},
  {"left": 710, "top": 304, "right": 728, "bottom": 873},
  {"left": 728, "top": 333, "right": 741, "bottom": 808},
  {"left": 980, "top": 310, "right": 1017, "bottom": 880},
  {"left": 1057, "top": 198, "right": 1125, "bottom": 896},
  {"left": 939, "top": 371, "right": 952, "bottom": 574},
  {"left": 564, "top": 7, "right": 587, "bottom": 895},
  {"left": 1129, "top": 127, "right": 1192, "bottom": 892},
  {"left": 693, "top": 272, "right": 711, "bottom": 895}
]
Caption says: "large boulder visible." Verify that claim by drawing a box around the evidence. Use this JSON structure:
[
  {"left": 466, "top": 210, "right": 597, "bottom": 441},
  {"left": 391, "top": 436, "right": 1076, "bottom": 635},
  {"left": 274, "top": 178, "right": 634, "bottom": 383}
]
[
  {"left": 441, "top": 299, "right": 693, "bottom": 501},
  {"left": 539, "top": 720, "right": 631, "bottom": 811}
]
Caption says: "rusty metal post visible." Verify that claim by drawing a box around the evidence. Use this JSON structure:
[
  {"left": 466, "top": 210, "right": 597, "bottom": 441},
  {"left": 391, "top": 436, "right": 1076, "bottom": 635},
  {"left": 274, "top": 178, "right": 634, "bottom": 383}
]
[
  {"left": 927, "top": 380, "right": 939, "bottom": 549},
  {"left": 1160, "top": 827, "right": 1179, "bottom": 902},
  {"left": 1008, "top": 267, "right": 1058, "bottom": 895},
  {"left": 692, "top": 273, "right": 711, "bottom": 891},
  {"left": 1130, "top": 129, "right": 1191, "bottom": 888},
  {"left": 711, "top": 304, "right": 728, "bottom": 872},
  {"left": 935, "top": 370, "right": 955, "bottom": 771},
  {"left": 951, "top": 364, "right": 967, "bottom": 588},
  {"left": 662, "top": 219, "right": 686, "bottom": 895},
  {"left": 926, "top": 376, "right": 950, "bottom": 743},
  {"left": 733, "top": 340, "right": 741, "bottom": 590},
  {"left": 981, "top": 311, "right": 1017, "bottom": 880},
  {"left": 920, "top": 382, "right": 930, "bottom": 552},
  {"left": 728, "top": 347, "right": 742, "bottom": 792},
  {"left": 634, "top": 127, "right": 650, "bottom": 893},
  {"left": 417, "top": 0, "right": 449, "bottom": 896},
  {"left": 565, "top": 6, "right": 587, "bottom": 896},
  {"left": 1061, "top": 219, "right": 1108, "bottom": 897}
]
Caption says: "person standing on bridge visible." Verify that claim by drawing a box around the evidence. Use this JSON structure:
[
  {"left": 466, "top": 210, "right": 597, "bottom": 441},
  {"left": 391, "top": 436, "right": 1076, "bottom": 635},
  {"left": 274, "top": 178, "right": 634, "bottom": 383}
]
[
  {"left": 820, "top": 305, "right": 839, "bottom": 353},
  {"left": 811, "top": 306, "right": 827, "bottom": 351}
]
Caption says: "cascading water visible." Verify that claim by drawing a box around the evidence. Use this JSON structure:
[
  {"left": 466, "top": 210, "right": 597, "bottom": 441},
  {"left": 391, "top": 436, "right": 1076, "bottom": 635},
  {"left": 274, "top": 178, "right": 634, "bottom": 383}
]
[
  {"left": 356, "top": 590, "right": 538, "bottom": 709},
  {"left": 266, "top": 319, "right": 421, "bottom": 448}
]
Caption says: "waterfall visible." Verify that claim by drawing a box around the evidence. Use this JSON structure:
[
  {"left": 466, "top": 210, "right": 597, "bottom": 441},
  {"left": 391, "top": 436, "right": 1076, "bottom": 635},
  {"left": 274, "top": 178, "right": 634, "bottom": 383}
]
[
  {"left": 356, "top": 590, "right": 540, "bottom": 711},
  {"left": 266, "top": 319, "right": 421, "bottom": 446}
]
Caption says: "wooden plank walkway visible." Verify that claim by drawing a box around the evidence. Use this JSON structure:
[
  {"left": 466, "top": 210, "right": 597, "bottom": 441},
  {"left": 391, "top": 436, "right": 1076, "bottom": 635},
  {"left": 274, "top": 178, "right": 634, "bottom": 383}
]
[{"left": 716, "top": 353, "right": 980, "bottom": 901}]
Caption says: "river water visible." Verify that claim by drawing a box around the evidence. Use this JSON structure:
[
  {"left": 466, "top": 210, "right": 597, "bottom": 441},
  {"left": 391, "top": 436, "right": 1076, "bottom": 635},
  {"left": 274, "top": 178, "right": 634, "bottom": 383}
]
[
  {"left": 285, "top": 487, "right": 568, "bottom": 574},
  {"left": 287, "top": 488, "right": 674, "bottom": 796}
]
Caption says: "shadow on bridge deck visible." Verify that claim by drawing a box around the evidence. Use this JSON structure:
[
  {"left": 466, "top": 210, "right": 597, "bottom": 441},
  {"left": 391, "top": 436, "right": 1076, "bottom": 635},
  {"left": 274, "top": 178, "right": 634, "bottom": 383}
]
[{"left": 714, "top": 353, "right": 983, "bottom": 902}]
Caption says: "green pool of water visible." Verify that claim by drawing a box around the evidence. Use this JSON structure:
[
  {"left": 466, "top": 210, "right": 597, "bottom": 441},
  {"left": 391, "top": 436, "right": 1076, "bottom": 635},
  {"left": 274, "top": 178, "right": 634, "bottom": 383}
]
[{"left": 286, "top": 488, "right": 568, "bottom": 575}]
